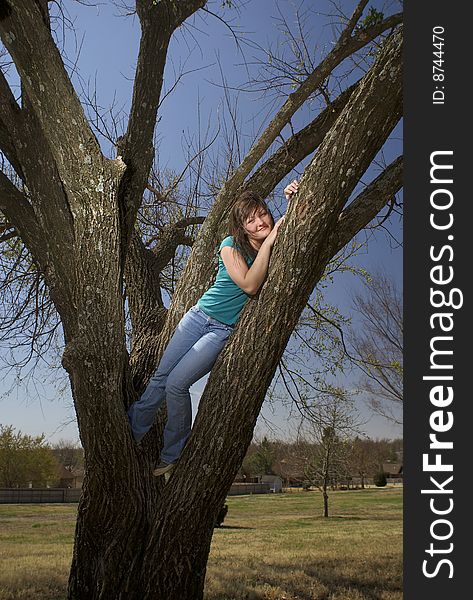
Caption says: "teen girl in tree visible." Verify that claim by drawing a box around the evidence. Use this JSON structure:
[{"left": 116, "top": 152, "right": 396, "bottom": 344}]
[{"left": 128, "top": 180, "right": 299, "bottom": 475}]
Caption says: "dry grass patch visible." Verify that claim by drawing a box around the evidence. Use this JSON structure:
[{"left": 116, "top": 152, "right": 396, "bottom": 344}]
[
  {"left": 0, "top": 488, "right": 402, "bottom": 600},
  {"left": 0, "top": 504, "right": 75, "bottom": 600},
  {"left": 205, "top": 488, "right": 402, "bottom": 600}
]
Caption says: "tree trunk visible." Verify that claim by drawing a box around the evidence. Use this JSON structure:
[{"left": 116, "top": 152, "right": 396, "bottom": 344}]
[
  {"left": 56, "top": 169, "right": 160, "bottom": 598},
  {"left": 323, "top": 488, "right": 329, "bottom": 518}
]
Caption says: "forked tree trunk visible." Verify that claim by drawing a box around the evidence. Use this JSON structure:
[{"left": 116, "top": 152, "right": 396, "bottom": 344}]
[{"left": 0, "top": 1, "right": 403, "bottom": 594}]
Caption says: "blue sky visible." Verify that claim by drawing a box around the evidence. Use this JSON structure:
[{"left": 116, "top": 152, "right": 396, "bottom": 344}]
[{"left": 0, "top": 1, "right": 402, "bottom": 444}]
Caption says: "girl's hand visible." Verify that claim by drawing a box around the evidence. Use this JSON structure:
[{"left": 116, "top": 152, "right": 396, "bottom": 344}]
[
  {"left": 264, "top": 216, "right": 285, "bottom": 248},
  {"left": 284, "top": 179, "right": 299, "bottom": 201}
]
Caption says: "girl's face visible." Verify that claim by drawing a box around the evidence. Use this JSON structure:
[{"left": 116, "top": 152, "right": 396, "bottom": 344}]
[{"left": 243, "top": 207, "right": 273, "bottom": 242}]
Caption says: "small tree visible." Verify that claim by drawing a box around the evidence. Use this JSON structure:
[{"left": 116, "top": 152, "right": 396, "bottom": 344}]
[
  {"left": 296, "top": 388, "right": 360, "bottom": 517},
  {"left": 348, "top": 436, "right": 379, "bottom": 489}
]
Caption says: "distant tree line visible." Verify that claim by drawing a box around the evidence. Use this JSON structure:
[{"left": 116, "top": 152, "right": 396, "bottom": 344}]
[
  {"left": 241, "top": 435, "right": 403, "bottom": 487},
  {"left": 1, "top": 423, "right": 401, "bottom": 496}
]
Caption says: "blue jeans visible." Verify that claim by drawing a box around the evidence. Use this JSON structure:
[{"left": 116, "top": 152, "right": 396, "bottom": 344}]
[{"left": 128, "top": 305, "right": 233, "bottom": 463}]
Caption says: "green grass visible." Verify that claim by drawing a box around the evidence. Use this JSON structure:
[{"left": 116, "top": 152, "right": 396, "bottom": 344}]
[{"left": 0, "top": 487, "right": 403, "bottom": 600}]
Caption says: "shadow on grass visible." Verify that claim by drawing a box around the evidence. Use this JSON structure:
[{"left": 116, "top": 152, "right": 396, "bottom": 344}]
[
  {"left": 206, "top": 555, "right": 402, "bottom": 600},
  {"left": 303, "top": 557, "right": 402, "bottom": 600},
  {"left": 215, "top": 525, "right": 255, "bottom": 530},
  {"left": 328, "top": 514, "right": 400, "bottom": 521}
]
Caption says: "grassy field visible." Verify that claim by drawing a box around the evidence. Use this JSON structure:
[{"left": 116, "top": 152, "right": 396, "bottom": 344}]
[{"left": 0, "top": 487, "right": 402, "bottom": 600}]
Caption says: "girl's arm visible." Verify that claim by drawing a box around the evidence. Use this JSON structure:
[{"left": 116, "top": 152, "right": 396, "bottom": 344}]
[
  {"left": 220, "top": 217, "right": 285, "bottom": 296},
  {"left": 222, "top": 180, "right": 297, "bottom": 295}
]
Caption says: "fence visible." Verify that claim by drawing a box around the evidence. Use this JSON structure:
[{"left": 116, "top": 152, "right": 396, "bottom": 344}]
[
  {"left": 0, "top": 488, "right": 82, "bottom": 504},
  {"left": 228, "top": 483, "right": 270, "bottom": 495},
  {"left": 1, "top": 477, "right": 403, "bottom": 504},
  {"left": 1, "top": 483, "right": 272, "bottom": 503}
]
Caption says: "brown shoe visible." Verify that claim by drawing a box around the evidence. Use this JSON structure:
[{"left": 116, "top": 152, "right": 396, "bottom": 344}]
[{"left": 153, "top": 461, "right": 175, "bottom": 476}]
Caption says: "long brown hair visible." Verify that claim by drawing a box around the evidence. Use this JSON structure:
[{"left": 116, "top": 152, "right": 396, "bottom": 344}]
[{"left": 229, "top": 191, "right": 274, "bottom": 261}]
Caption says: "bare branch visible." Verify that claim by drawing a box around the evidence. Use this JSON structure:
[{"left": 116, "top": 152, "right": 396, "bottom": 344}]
[
  {"left": 245, "top": 82, "right": 360, "bottom": 200},
  {"left": 215, "top": 8, "right": 402, "bottom": 199},
  {"left": 0, "top": 0, "right": 107, "bottom": 188},
  {"left": 150, "top": 216, "right": 205, "bottom": 273},
  {"left": 119, "top": 0, "right": 207, "bottom": 241},
  {"left": 330, "top": 156, "right": 403, "bottom": 257},
  {"left": 0, "top": 226, "right": 16, "bottom": 242},
  {"left": 0, "top": 172, "right": 43, "bottom": 260},
  {"left": 341, "top": 0, "right": 370, "bottom": 43},
  {"left": 349, "top": 273, "right": 403, "bottom": 424},
  {"left": 0, "top": 241, "right": 61, "bottom": 375}
]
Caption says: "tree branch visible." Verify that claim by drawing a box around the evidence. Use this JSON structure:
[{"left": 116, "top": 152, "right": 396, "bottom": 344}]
[
  {"left": 329, "top": 156, "right": 403, "bottom": 257},
  {"left": 214, "top": 9, "right": 402, "bottom": 200},
  {"left": 0, "top": 0, "right": 110, "bottom": 190},
  {"left": 0, "top": 69, "right": 25, "bottom": 178},
  {"left": 0, "top": 222, "right": 16, "bottom": 242},
  {"left": 0, "top": 171, "right": 44, "bottom": 263},
  {"left": 126, "top": 0, "right": 208, "bottom": 162},
  {"left": 0, "top": 122, "right": 23, "bottom": 179},
  {"left": 119, "top": 0, "right": 207, "bottom": 247},
  {"left": 340, "top": 0, "right": 370, "bottom": 43},
  {"left": 245, "top": 81, "right": 360, "bottom": 201},
  {"left": 150, "top": 216, "right": 205, "bottom": 271},
  {"left": 125, "top": 231, "right": 168, "bottom": 391},
  {"left": 0, "top": 40, "right": 77, "bottom": 271},
  {"left": 0, "top": 63, "right": 77, "bottom": 264}
]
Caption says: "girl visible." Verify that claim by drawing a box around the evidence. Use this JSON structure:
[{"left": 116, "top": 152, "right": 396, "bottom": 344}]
[{"left": 128, "top": 180, "right": 299, "bottom": 476}]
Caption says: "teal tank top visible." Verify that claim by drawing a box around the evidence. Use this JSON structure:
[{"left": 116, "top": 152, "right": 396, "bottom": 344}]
[{"left": 197, "top": 236, "right": 255, "bottom": 326}]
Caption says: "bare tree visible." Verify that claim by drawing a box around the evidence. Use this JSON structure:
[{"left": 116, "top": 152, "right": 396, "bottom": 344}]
[
  {"left": 52, "top": 439, "right": 84, "bottom": 472},
  {"left": 0, "top": 1, "right": 402, "bottom": 598},
  {"left": 350, "top": 272, "right": 403, "bottom": 424},
  {"left": 348, "top": 436, "right": 381, "bottom": 488},
  {"left": 296, "top": 387, "right": 361, "bottom": 517}
]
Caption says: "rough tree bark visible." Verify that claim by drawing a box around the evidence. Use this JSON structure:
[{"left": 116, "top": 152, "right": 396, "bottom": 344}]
[{"left": 0, "top": 1, "right": 402, "bottom": 598}]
